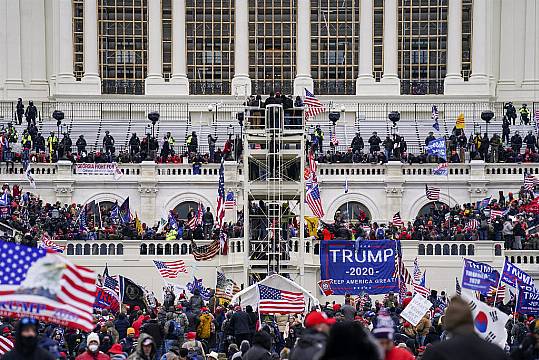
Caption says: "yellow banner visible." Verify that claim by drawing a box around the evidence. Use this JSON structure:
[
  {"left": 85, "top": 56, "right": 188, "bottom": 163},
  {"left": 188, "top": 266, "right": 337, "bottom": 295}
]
[
  {"left": 304, "top": 216, "right": 319, "bottom": 237},
  {"left": 455, "top": 113, "right": 465, "bottom": 129}
]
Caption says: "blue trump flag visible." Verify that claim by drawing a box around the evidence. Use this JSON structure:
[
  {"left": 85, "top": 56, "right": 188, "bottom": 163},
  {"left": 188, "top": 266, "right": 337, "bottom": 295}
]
[
  {"left": 461, "top": 258, "right": 500, "bottom": 295},
  {"left": 320, "top": 240, "right": 399, "bottom": 295},
  {"left": 501, "top": 258, "right": 538, "bottom": 292},
  {"left": 426, "top": 138, "right": 447, "bottom": 161},
  {"left": 517, "top": 285, "right": 539, "bottom": 315}
]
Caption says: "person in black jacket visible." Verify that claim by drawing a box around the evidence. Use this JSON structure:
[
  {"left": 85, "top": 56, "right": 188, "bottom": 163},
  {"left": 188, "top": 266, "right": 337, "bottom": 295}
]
[
  {"left": 243, "top": 330, "right": 273, "bottom": 360},
  {"left": 422, "top": 296, "right": 509, "bottom": 360},
  {"left": 351, "top": 133, "right": 364, "bottom": 153},
  {"left": 230, "top": 306, "right": 253, "bottom": 346},
  {"left": 114, "top": 313, "right": 131, "bottom": 340},
  {"left": 140, "top": 312, "right": 163, "bottom": 358},
  {"left": 24, "top": 100, "right": 38, "bottom": 127},
  {"left": 16, "top": 98, "right": 24, "bottom": 125},
  {"left": 368, "top": 132, "right": 381, "bottom": 154},
  {"left": 289, "top": 311, "right": 334, "bottom": 360},
  {"left": 129, "top": 133, "right": 141, "bottom": 158},
  {"left": 2, "top": 317, "right": 55, "bottom": 360},
  {"left": 511, "top": 319, "right": 539, "bottom": 360},
  {"left": 76, "top": 135, "right": 87, "bottom": 155}
]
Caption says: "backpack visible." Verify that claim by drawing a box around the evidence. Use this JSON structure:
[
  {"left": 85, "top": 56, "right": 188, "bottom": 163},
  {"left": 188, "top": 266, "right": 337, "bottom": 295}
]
[
  {"left": 166, "top": 319, "right": 183, "bottom": 339},
  {"left": 186, "top": 341, "right": 203, "bottom": 360}
]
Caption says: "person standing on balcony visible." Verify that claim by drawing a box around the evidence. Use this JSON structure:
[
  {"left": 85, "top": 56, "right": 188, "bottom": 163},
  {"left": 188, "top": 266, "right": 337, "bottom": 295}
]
[
  {"left": 76, "top": 134, "right": 87, "bottom": 155},
  {"left": 208, "top": 134, "right": 217, "bottom": 162},
  {"left": 129, "top": 133, "right": 140, "bottom": 158},
  {"left": 314, "top": 126, "right": 324, "bottom": 154},
  {"left": 490, "top": 133, "right": 502, "bottom": 163},
  {"left": 479, "top": 133, "right": 490, "bottom": 161},
  {"left": 16, "top": 98, "right": 24, "bottom": 125},
  {"left": 351, "top": 132, "right": 364, "bottom": 154},
  {"left": 103, "top": 130, "right": 115, "bottom": 156},
  {"left": 368, "top": 132, "right": 381, "bottom": 155},
  {"left": 504, "top": 102, "right": 517, "bottom": 126},
  {"left": 46, "top": 131, "right": 58, "bottom": 162},
  {"left": 203, "top": 207, "right": 214, "bottom": 240},
  {"left": 382, "top": 135, "right": 393, "bottom": 161},
  {"left": 186, "top": 131, "right": 198, "bottom": 154},
  {"left": 24, "top": 100, "right": 38, "bottom": 127},
  {"left": 519, "top": 104, "right": 531, "bottom": 126},
  {"left": 502, "top": 117, "right": 511, "bottom": 144},
  {"left": 511, "top": 131, "right": 523, "bottom": 155}
]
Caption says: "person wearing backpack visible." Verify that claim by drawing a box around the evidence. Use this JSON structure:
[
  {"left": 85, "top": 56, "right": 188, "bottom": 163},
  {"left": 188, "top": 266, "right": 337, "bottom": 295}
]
[
  {"left": 164, "top": 312, "right": 183, "bottom": 353},
  {"left": 181, "top": 332, "right": 205, "bottom": 360},
  {"left": 512, "top": 315, "right": 529, "bottom": 347}
]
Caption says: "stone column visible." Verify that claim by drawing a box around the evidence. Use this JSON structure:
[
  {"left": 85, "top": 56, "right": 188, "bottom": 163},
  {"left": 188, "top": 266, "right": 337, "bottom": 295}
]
[
  {"left": 356, "top": 0, "right": 375, "bottom": 94},
  {"left": 81, "top": 0, "right": 101, "bottom": 94},
  {"left": 231, "top": 0, "right": 251, "bottom": 97},
  {"left": 522, "top": 0, "right": 539, "bottom": 88},
  {"left": 169, "top": 0, "right": 189, "bottom": 94},
  {"left": 293, "top": 0, "right": 313, "bottom": 96},
  {"left": 55, "top": 0, "right": 77, "bottom": 94},
  {"left": 138, "top": 162, "right": 158, "bottom": 224},
  {"left": 4, "top": 0, "right": 24, "bottom": 93},
  {"left": 497, "top": 0, "right": 517, "bottom": 94},
  {"left": 145, "top": 0, "right": 166, "bottom": 94},
  {"left": 468, "top": 0, "right": 490, "bottom": 92},
  {"left": 28, "top": 0, "right": 49, "bottom": 97},
  {"left": 379, "top": 0, "right": 400, "bottom": 94},
  {"left": 444, "top": 0, "right": 465, "bottom": 94}
]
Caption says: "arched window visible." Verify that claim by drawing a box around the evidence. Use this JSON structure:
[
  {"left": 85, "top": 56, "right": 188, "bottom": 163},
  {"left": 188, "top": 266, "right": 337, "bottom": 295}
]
[
  {"left": 418, "top": 244, "right": 425, "bottom": 255},
  {"left": 181, "top": 243, "right": 188, "bottom": 255},
  {"left": 92, "top": 244, "right": 99, "bottom": 255},
  {"left": 237, "top": 242, "right": 241, "bottom": 253},
  {"left": 468, "top": 245, "right": 475, "bottom": 256},
  {"left": 435, "top": 244, "right": 441, "bottom": 255},
  {"left": 314, "top": 243, "right": 320, "bottom": 255},
  {"left": 108, "top": 244, "right": 116, "bottom": 255},
  {"left": 459, "top": 244, "right": 467, "bottom": 256},
  {"left": 84, "top": 244, "right": 90, "bottom": 255},
  {"left": 165, "top": 244, "right": 171, "bottom": 255},
  {"left": 305, "top": 242, "right": 311, "bottom": 253},
  {"left": 173, "top": 201, "right": 204, "bottom": 221},
  {"left": 117, "top": 244, "right": 123, "bottom": 255},
  {"left": 157, "top": 244, "right": 164, "bottom": 255},
  {"left": 336, "top": 202, "right": 371, "bottom": 223},
  {"left": 173, "top": 244, "right": 180, "bottom": 255},
  {"left": 443, "top": 244, "right": 450, "bottom": 255},
  {"left": 149, "top": 244, "right": 156, "bottom": 255},
  {"left": 451, "top": 244, "right": 458, "bottom": 255},
  {"left": 426, "top": 244, "right": 433, "bottom": 255},
  {"left": 67, "top": 244, "right": 74, "bottom": 255},
  {"left": 417, "top": 202, "right": 446, "bottom": 218},
  {"left": 76, "top": 244, "right": 83, "bottom": 255},
  {"left": 100, "top": 244, "right": 107, "bottom": 255}
]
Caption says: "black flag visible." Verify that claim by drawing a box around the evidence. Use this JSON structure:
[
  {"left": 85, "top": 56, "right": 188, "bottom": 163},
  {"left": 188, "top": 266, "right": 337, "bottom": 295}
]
[{"left": 120, "top": 276, "right": 146, "bottom": 309}]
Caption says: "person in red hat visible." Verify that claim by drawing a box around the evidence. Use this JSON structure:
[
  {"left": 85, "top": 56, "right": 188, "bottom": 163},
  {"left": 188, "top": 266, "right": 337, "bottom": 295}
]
[
  {"left": 289, "top": 311, "right": 335, "bottom": 360},
  {"left": 402, "top": 292, "right": 413, "bottom": 309},
  {"left": 181, "top": 332, "right": 205, "bottom": 359},
  {"left": 107, "top": 343, "right": 127, "bottom": 360}
]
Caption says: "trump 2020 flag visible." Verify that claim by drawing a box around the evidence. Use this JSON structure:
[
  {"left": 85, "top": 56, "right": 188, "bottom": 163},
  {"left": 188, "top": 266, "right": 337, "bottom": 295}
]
[
  {"left": 426, "top": 138, "right": 447, "bottom": 161},
  {"left": 461, "top": 292, "right": 509, "bottom": 348},
  {"left": 0, "top": 241, "right": 97, "bottom": 332}
]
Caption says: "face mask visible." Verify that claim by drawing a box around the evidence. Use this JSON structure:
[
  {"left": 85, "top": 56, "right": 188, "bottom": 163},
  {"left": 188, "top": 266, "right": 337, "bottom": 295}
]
[
  {"left": 88, "top": 344, "right": 99, "bottom": 353},
  {"left": 19, "top": 335, "right": 37, "bottom": 349}
]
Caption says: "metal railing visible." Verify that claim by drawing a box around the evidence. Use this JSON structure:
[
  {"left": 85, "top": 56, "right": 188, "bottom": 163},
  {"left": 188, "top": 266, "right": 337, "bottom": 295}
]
[{"left": 400, "top": 80, "right": 445, "bottom": 95}]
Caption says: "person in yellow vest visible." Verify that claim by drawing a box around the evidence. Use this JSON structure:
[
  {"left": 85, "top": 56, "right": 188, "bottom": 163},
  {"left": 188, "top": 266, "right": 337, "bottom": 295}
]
[
  {"left": 21, "top": 130, "right": 33, "bottom": 150},
  {"left": 519, "top": 104, "right": 531, "bottom": 125},
  {"left": 46, "top": 131, "right": 58, "bottom": 162},
  {"left": 166, "top": 228, "right": 177, "bottom": 240}
]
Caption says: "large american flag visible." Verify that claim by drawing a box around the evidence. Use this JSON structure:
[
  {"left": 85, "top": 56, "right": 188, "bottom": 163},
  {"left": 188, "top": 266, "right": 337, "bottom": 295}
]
[
  {"left": 488, "top": 284, "right": 506, "bottom": 302},
  {"left": 0, "top": 336, "right": 13, "bottom": 355},
  {"left": 425, "top": 184, "right": 440, "bottom": 201},
  {"left": 258, "top": 284, "right": 305, "bottom": 314},
  {"left": 304, "top": 89, "right": 326, "bottom": 119},
  {"left": 0, "top": 241, "right": 97, "bottom": 332},
  {"left": 490, "top": 209, "right": 504, "bottom": 220},
  {"left": 306, "top": 151, "right": 324, "bottom": 218},
  {"left": 216, "top": 160, "right": 226, "bottom": 228},
  {"left": 191, "top": 239, "right": 221, "bottom": 261},
  {"left": 466, "top": 219, "right": 479, "bottom": 230},
  {"left": 224, "top": 191, "right": 236, "bottom": 209},
  {"left": 392, "top": 212, "right": 404, "bottom": 227},
  {"left": 40, "top": 234, "right": 65, "bottom": 254},
  {"left": 524, "top": 172, "right": 539, "bottom": 191},
  {"left": 413, "top": 283, "right": 430, "bottom": 298},
  {"left": 215, "top": 269, "right": 240, "bottom": 301},
  {"left": 153, "top": 260, "right": 187, "bottom": 279},
  {"left": 103, "top": 274, "right": 120, "bottom": 301}
]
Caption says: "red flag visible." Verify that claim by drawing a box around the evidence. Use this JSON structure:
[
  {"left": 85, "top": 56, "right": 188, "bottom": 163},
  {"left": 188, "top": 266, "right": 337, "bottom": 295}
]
[{"left": 318, "top": 280, "right": 333, "bottom": 296}]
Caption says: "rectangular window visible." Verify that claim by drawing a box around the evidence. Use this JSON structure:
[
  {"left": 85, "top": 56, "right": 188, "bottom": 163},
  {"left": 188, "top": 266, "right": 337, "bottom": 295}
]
[
  {"left": 186, "top": 0, "right": 235, "bottom": 95},
  {"left": 398, "top": 0, "right": 448, "bottom": 95},
  {"left": 311, "top": 0, "right": 359, "bottom": 95},
  {"left": 462, "top": 0, "right": 473, "bottom": 80},
  {"left": 73, "top": 0, "right": 84, "bottom": 81},
  {"left": 98, "top": 0, "right": 148, "bottom": 95}
]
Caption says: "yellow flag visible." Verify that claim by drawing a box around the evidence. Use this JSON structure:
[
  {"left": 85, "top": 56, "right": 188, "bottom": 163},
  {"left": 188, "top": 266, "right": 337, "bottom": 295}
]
[
  {"left": 455, "top": 113, "right": 465, "bottom": 129},
  {"left": 135, "top": 213, "right": 143, "bottom": 236},
  {"left": 304, "top": 216, "right": 319, "bottom": 237}
]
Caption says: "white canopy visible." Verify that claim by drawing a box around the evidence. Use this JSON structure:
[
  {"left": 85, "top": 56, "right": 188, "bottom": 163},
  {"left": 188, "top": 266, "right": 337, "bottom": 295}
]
[{"left": 230, "top": 274, "right": 319, "bottom": 312}]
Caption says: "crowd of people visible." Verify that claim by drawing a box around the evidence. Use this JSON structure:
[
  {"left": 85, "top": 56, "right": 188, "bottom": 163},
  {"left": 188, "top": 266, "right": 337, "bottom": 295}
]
[
  {"left": 1, "top": 285, "right": 537, "bottom": 360},
  {"left": 316, "top": 190, "right": 539, "bottom": 250}
]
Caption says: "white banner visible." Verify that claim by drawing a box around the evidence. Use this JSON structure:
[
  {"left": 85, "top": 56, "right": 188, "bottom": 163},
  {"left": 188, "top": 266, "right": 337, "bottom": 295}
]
[
  {"left": 462, "top": 292, "right": 509, "bottom": 348},
  {"left": 400, "top": 294, "right": 433, "bottom": 326},
  {"left": 75, "top": 163, "right": 122, "bottom": 179}
]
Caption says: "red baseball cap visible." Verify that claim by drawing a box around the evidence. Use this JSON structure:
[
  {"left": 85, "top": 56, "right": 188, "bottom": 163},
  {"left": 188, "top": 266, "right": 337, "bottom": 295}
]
[
  {"left": 305, "top": 311, "right": 336, "bottom": 328},
  {"left": 108, "top": 344, "right": 124, "bottom": 354}
]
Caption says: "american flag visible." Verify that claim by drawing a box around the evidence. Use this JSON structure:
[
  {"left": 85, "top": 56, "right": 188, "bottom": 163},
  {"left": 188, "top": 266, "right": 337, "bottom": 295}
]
[
  {"left": 330, "top": 133, "right": 339, "bottom": 146},
  {"left": 224, "top": 191, "right": 236, "bottom": 209},
  {"left": 392, "top": 212, "right": 404, "bottom": 227},
  {"left": 524, "top": 172, "right": 539, "bottom": 191},
  {"left": 425, "top": 184, "right": 440, "bottom": 201},
  {"left": 433, "top": 162, "right": 448, "bottom": 176},
  {"left": 413, "top": 258, "right": 422, "bottom": 283},
  {"left": 40, "top": 234, "right": 65, "bottom": 253},
  {"left": 103, "top": 274, "right": 120, "bottom": 300},
  {"left": 396, "top": 255, "right": 412, "bottom": 285},
  {"left": 490, "top": 209, "right": 504, "bottom": 220},
  {"left": 0, "top": 241, "right": 97, "bottom": 332},
  {"left": 306, "top": 181, "right": 324, "bottom": 218},
  {"left": 534, "top": 109, "right": 539, "bottom": 126},
  {"left": 455, "top": 277, "right": 462, "bottom": 295},
  {"left": 0, "top": 336, "right": 13, "bottom": 355},
  {"left": 488, "top": 284, "right": 506, "bottom": 302},
  {"left": 153, "top": 260, "right": 187, "bottom": 279},
  {"left": 258, "top": 284, "right": 305, "bottom": 314},
  {"left": 216, "top": 160, "right": 226, "bottom": 228},
  {"left": 413, "top": 283, "right": 430, "bottom": 298},
  {"left": 354, "top": 293, "right": 369, "bottom": 309},
  {"left": 215, "top": 269, "right": 240, "bottom": 301},
  {"left": 191, "top": 239, "right": 221, "bottom": 261},
  {"left": 399, "top": 275, "right": 408, "bottom": 303},
  {"left": 308, "top": 150, "right": 317, "bottom": 180},
  {"left": 466, "top": 219, "right": 479, "bottom": 230},
  {"left": 304, "top": 89, "right": 326, "bottom": 119},
  {"left": 196, "top": 202, "right": 203, "bottom": 225}
]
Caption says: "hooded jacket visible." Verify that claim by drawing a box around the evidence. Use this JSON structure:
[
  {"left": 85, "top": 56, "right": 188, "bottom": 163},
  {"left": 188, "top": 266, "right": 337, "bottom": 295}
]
[
  {"left": 242, "top": 331, "right": 273, "bottom": 360},
  {"left": 2, "top": 322, "right": 56, "bottom": 360},
  {"left": 127, "top": 333, "right": 156, "bottom": 360},
  {"left": 289, "top": 328, "right": 327, "bottom": 360}
]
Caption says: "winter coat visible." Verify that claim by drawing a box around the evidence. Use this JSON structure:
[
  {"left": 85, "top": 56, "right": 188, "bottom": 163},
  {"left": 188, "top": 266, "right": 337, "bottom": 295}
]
[
  {"left": 196, "top": 313, "right": 213, "bottom": 339},
  {"left": 242, "top": 345, "right": 272, "bottom": 360},
  {"left": 230, "top": 311, "right": 252, "bottom": 336},
  {"left": 114, "top": 317, "right": 131, "bottom": 340},
  {"left": 140, "top": 320, "right": 163, "bottom": 347},
  {"left": 188, "top": 295, "right": 204, "bottom": 312},
  {"left": 422, "top": 333, "right": 508, "bottom": 360},
  {"left": 415, "top": 316, "right": 431, "bottom": 336},
  {"left": 75, "top": 351, "right": 111, "bottom": 360},
  {"left": 127, "top": 333, "right": 156, "bottom": 360},
  {"left": 289, "top": 329, "right": 327, "bottom": 360}
]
